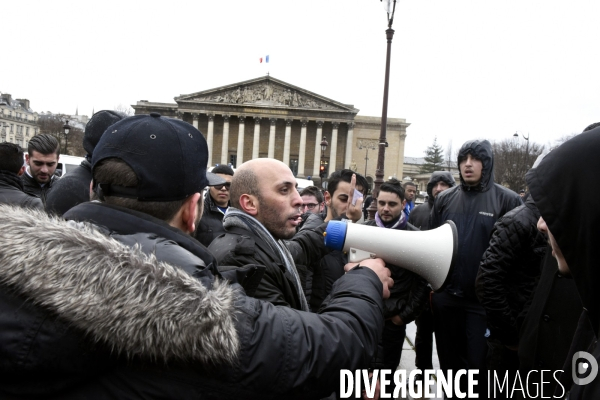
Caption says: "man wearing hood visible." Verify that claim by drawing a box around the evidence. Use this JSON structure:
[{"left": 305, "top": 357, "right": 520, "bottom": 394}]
[
  {"left": 45, "top": 110, "right": 126, "bottom": 216},
  {"left": 526, "top": 125, "right": 600, "bottom": 399},
  {"left": 429, "top": 139, "right": 522, "bottom": 394},
  {"left": 409, "top": 171, "right": 455, "bottom": 230},
  {"left": 408, "top": 171, "right": 455, "bottom": 377}
]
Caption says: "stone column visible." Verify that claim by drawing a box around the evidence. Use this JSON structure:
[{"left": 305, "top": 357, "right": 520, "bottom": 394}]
[
  {"left": 237, "top": 115, "right": 245, "bottom": 165},
  {"left": 313, "top": 120, "right": 324, "bottom": 177},
  {"left": 345, "top": 122, "right": 355, "bottom": 168},
  {"left": 192, "top": 113, "right": 199, "bottom": 129},
  {"left": 252, "top": 116, "right": 261, "bottom": 159},
  {"left": 221, "top": 115, "right": 230, "bottom": 165},
  {"left": 283, "top": 119, "right": 292, "bottom": 166},
  {"left": 268, "top": 118, "right": 277, "bottom": 159},
  {"left": 297, "top": 119, "right": 308, "bottom": 178},
  {"left": 330, "top": 122, "right": 339, "bottom": 172},
  {"left": 207, "top": 113, "right": 214, "bottom": 167}
]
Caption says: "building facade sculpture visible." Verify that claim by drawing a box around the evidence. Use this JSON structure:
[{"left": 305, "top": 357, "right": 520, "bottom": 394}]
[{"left": 132, "top": 76, "right": 410, "bottom": 186}]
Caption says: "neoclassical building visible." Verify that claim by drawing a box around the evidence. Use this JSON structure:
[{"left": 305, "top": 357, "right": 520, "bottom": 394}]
[
  {"left": 0, "top": 93, "right": 40, "bottom": 149},
  {"left": 132, "top": 76, "right": 409, "bottom": 187}
]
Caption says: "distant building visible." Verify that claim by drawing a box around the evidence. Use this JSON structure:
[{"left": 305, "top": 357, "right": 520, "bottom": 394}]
[
  {"left": 132, "top": 75, "right": 410, "bottom": 190},
  {"left": 0, "top": 92, "right": 39, "bottom": 149}
]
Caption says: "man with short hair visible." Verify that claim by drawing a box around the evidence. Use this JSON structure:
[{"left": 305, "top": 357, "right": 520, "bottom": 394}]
[
  {"left": 22, "top": 134, "right": 60, "bottom": 206},
  {"left": 300, "top": 185, "right": 325, "bottom": 216},
  {"left": 363, "top": 179, "right": 428, "bottom": 371},
  {"left": 409, "top": 171, "right": 455, "bottom": 230},
  {"left": 429, "top": 139, "right": 522, "bottom": 395},
  {"left": 402, "top": 181, "right": 417, "bottom": 217},
  {"left": 194, "top": 164, "right": 234, "bottom": 247},
  {"left": 0, "top": 113, "right": 392, "bottom": 399},
  {"left": 304, "top": 169, "right": 368, "bottom": 312},
  {"left": 0, "top": 142, "right": 43, "bottom": 209},
  {"left": 46, "top": 110, "right": 126, "bottom": 216}
]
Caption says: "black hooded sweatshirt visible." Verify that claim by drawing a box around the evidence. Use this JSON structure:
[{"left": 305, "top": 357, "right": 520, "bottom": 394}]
[
  {"left": 430, "top": 140, "right": 522, "bottom": 299},
  {"left": 526, "top": 128, "right": 600, "bottom": 399},
  {"left": 408, "top": 170, "right": 456, "bottom": 230}
]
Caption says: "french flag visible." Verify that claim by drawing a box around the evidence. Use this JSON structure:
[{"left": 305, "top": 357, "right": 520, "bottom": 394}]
[{"left": 260, "top": 55, "right": 270, "bottom": 63}]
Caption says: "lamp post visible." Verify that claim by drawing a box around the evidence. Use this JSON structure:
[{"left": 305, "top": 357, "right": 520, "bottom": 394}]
[
  {"left": 63, "top": 120, "right": 71, "bottom": 155},
  {"left": 368, "top": 0, "right": 397, "bottom": 220},
  {"left": 357, "top": 139, "right": 378, "bottom": 178},
  {"left": 513, "top": 131, "right": 530, "bottom": 157},
  {"left": 320, "top": 136, "right": 329, "bottom": 188}
]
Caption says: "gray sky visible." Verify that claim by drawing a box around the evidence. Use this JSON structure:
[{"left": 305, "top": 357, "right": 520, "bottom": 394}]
[{"left": 3, "top": 0, "right": 599, "bottom": 157}]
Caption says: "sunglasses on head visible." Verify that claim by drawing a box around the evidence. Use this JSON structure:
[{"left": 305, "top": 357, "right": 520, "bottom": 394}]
[{"left": 212, "top": 183, "right": 231, "bottom": 191}]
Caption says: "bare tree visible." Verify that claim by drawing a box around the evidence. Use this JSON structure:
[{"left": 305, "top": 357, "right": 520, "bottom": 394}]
[
  {"left": 37, "top": 114, "right": 85, "bottom": 156},
  {"left": 492, "top": 139, "right": 544, "bottom": 192},
  {"left": 445, "top": 140, "right": 456, "bottom": 171},
  {"left": 114, "top": 104, "right": 134, "bottom": 116}
]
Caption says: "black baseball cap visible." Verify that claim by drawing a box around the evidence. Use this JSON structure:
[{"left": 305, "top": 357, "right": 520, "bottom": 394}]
[{"left": 92, "top": 113, "right": 224, "bottom": 201}]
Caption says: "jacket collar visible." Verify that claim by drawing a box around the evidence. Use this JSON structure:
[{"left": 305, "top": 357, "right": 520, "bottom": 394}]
[{"left": 0, "top": 170, "right": 25, "bottom": 190}]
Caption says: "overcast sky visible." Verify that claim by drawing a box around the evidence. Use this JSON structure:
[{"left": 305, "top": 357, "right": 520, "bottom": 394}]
[{"left": 3, "top": 0, "right": 599, "bottom": 157}]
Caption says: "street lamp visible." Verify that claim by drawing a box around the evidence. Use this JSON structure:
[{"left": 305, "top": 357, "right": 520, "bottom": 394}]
[
  {"left": 320, "top": 136, "right": 329, "bottom": 187},
  {"left": 368, "top": 0, "right": 398, "bottom": 220},
  {"left": 513, "top": 131, "right": 530, "bottom": 156},
  {"left": 357, "top": 139, "right": 378, "bottom": 178},
  {"left": 63, "top": 120, "right": 71, "bottom": 155}
]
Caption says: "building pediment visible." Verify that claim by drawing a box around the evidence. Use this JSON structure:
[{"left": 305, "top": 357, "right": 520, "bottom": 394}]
[{"left": 175, "top": 76, "right": 358, "bottom": 114}]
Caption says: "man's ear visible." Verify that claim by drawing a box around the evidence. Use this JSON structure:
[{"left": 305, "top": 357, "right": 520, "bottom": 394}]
[
  {"left": 238, "top": 194, "right": 258, "bottom": 216},
  {"left": 182, "top": 193, "right": 202, "bottom": 233},
  {"left": 17, "top": 165, "right": 25, "bottom": 177},
  {"left": 324, "top": 191, "right": 331, "bottom": 206},
  {"left": 25, "top": 153, "right": 30, "bottom": 166},
  {"left": 402, "top": 199, "right": 407, "bottom": 209}
]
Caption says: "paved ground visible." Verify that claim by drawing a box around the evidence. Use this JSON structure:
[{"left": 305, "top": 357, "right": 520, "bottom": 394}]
[{"left": 396, "top": 321, "right": 444, "bottom": 400}]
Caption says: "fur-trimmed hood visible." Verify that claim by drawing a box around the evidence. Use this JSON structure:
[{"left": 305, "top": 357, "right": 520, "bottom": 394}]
[{"left": 0, "top": 205, "right": 239, "bottom": 365}]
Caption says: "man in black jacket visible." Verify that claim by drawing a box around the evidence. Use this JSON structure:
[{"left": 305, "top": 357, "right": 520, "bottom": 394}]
[
  {"left": 430, "top": 139, "right": 522, "bottom": 395},
  {"left": 0, "top": 142, "right": 43, "bottom": 209},
  {"left": 408, "top": 171, "right": 455, "bottom": 376},
  {"left": 525, "top": 124, "right": 600, "bottom": 400},
  {"left": 46, "top": 110, "right": 126, "bottom": 216},
  {"left": 194, "top": 164, "right": 234, "bottom": 247},
  {"left": 21, "top": 134, "right": 60, "bottom": 206},
  {"left": 0, "top": 113, "right": 393, "bottom": 399},
  {"left": 209, "top": 160, "right": 365, "bottom": 311},
  {"left": 475, "top": 193, "right": 547, "bottom": 374},
  {"left": 363, "top": 179, "right": 429, "bottom": 372}
]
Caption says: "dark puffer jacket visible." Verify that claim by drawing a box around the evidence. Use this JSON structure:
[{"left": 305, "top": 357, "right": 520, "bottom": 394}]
[
  {"left": 364, "top": 219, "right": 429, "bottom": 322},
  {"left": 21, "top": 171, "right": 57, "bottom": 206},
  {"left": 194, "top": 193, "right": 227, "bottom": 247},
  {"left": 45, "top": 160, "right": 93, "bottom": 216},
  {"left": 430, "top": 140, "right": 522, "bottom": 299},
  {"left": 409, "top": 171, "right": 456, "bottom": 230},
  {"left": 0, "top": 171, "right": 43, "bottom": 209},
  {"left": 475, "top": 194, "right": 547, "bottom": 346},
  {"left": 0, "top": 202, "right": 385, "bottom": 399}
]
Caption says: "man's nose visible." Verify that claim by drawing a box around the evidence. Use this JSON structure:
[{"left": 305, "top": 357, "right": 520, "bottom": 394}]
[{"left": 537, "top": 217, "right": 547, "bottom": 233}]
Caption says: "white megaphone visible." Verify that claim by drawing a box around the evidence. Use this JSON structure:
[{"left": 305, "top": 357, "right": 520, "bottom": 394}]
[{"left": 323, "top": 220, "right": 457, "bottom": 291}]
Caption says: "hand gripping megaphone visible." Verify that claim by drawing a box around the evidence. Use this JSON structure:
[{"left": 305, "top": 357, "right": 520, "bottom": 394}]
[{"left": 324, "top": 220, "right": 458, "bottom": 291}]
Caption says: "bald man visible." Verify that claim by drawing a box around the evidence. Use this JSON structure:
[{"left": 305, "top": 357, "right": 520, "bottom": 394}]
[{"left": 208, "top": 158, "right": 380, "bottom": 310}]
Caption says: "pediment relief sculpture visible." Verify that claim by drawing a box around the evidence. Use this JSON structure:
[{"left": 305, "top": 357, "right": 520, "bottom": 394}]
[{"left": 192, "top": 83, "right": 339, "bottom": 110}]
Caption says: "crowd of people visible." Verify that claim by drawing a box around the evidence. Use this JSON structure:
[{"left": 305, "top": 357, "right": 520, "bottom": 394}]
[{"left": 0, "top": 110, "right": 598, "bottom": 399}]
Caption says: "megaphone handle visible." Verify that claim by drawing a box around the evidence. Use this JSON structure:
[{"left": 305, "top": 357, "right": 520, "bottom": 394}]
[{"left": 348, "top": 248, "right": 377, "bottom": 263}]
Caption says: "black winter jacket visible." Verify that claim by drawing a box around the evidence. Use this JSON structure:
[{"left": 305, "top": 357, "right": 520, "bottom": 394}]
[
  {"left": 526, "top": 128, "right": 600, "bottom": 400},
  {"left": 194, "top": 193, "right": 228, "bottom": 247},
  {"left": 475, "top": 195, "right": 547, "bottom": 346},
  {"left": 430, "top": 140, "right": 522, "bottom": 299},
  {"left": 209, "top": 213, "right": 328, "bottom": 310},
  {"left": 21, "top": 170, "right": 57, "bottom": 206},
  {"left": 45, "top": 160, "right": 92, "bottom": 216},
  {"left": 0, "top": 202, "right": 386, "bottom": 399},
  {"left": 0, "top": 171, "right": 43, "bottom": 209},
  {"left": 364, "top": 219, "right": 429, "bottom": 322},
  {"left": 409, "top": 171, "right": 456, "bottom": 231}
]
